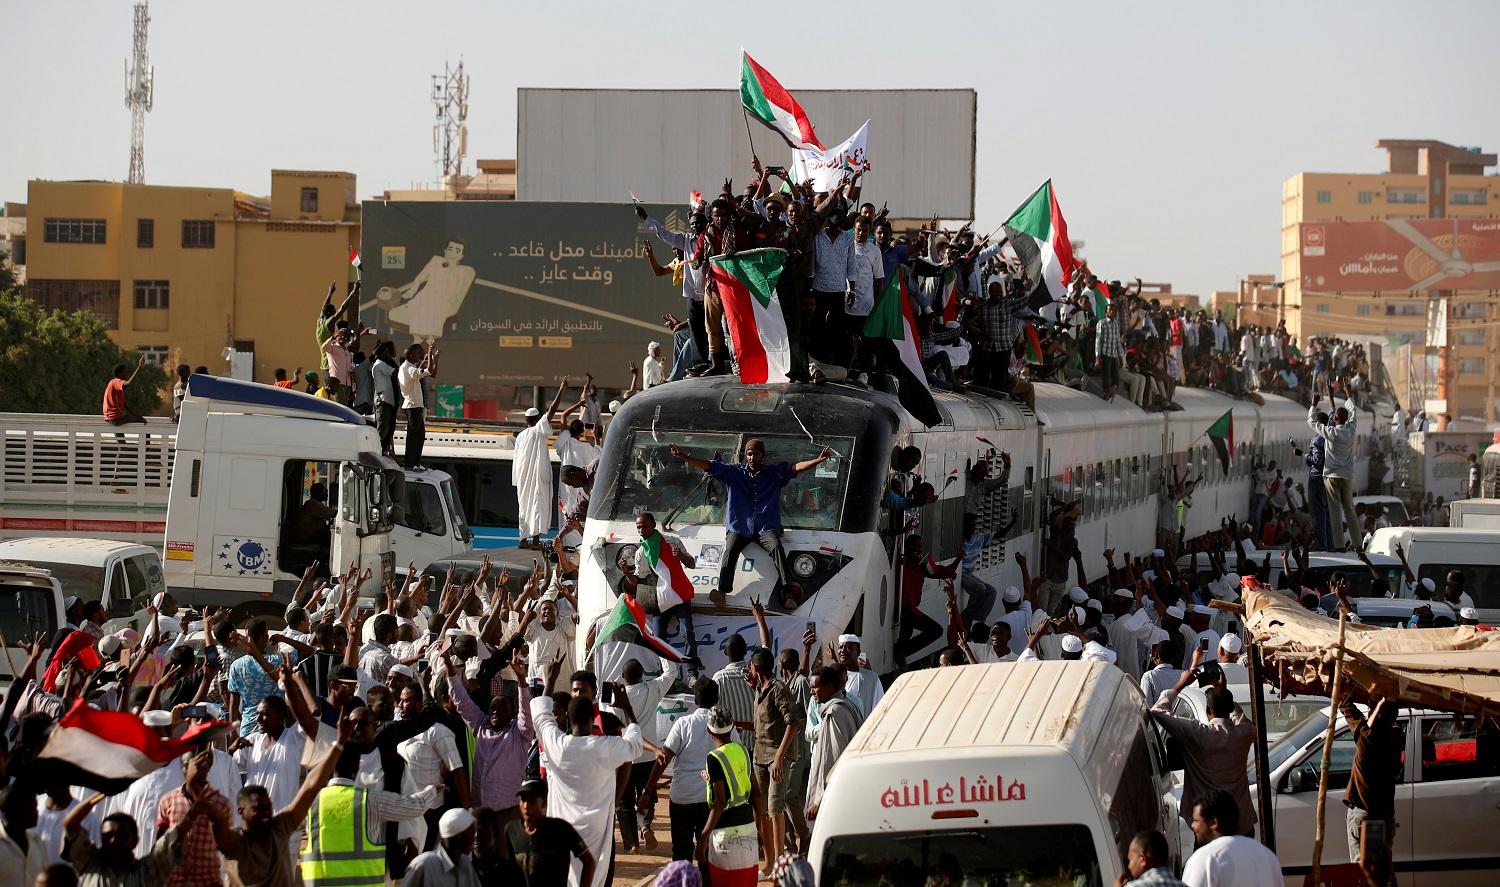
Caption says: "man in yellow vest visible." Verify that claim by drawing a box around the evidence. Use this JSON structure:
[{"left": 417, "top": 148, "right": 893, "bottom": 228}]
[
  {"left": 697, "top": 707, "right": 761, "bottom": 887},
  {"left": 300, "top": 706, "right": 439, "bottom": 886}
]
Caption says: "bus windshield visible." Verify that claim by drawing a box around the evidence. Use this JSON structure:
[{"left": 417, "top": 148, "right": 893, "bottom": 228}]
[{"left": 601, "top": 431, "right": 852, "bottom": 532}]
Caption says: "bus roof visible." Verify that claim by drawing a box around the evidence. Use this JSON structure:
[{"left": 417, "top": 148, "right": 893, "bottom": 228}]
[{"left": 843, "top": 661, "right": 1130, "bottom": 761}]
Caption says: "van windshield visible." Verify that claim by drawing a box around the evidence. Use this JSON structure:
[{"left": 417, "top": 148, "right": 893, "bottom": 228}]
[
  {"left": 0, "top": 581, "right": 59, "bottom": 655},
  {"left": 1416, "top": 563, "right": 1500, "bottom": 610},
  {"left": 819, "top": 824, "right": 1101, "bottom": 886}
]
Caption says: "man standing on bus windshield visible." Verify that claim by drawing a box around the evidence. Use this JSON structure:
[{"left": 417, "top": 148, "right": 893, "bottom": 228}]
[{"left": 668, "top": 438, "right": 833, "bottom": 610}]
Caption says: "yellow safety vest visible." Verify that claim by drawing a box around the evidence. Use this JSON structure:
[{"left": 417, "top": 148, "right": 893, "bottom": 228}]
[
  {"left": 300, "top": 783, "right": 385, "bottom": 886},
  {"left": 706, "top": 741, "right": 752, "bottom": 809}
]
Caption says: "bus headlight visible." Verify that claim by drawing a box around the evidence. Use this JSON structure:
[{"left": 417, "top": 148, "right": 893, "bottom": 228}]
[{"left": 790, "top": 553, "right": 819, "bottom": 580}]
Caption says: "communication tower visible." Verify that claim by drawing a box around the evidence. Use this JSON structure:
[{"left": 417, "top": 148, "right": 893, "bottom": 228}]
[
  {"left": 431, "top": 60, "right": 470, "bottom": 183},
  {"left": 124, "top": 1, "right": 154, "bottom": 184}
]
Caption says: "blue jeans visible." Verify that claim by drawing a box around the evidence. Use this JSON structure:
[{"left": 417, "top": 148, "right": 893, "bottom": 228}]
[{"left": 668, "top": 324, "right": 703, "bottom": 382}]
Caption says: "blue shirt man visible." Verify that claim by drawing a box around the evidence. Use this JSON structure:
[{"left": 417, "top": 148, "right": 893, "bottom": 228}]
[{"left": 670, "top": 438, "right": 833, "bottom": 610}]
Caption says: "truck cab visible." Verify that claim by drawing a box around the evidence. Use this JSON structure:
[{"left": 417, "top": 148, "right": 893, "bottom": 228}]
[
  {"left": 391, "top": 467, "right": 474, "bottom": 575},
  {"left": 164, "top": 375, "right": 399, "bottom": 620}
]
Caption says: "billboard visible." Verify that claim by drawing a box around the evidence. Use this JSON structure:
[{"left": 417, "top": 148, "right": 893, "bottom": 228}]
[
  {"left": 359, "top": 201, "right": 687, "bottom": 390},
  {"left": 1299, "top": 219, "right": 1500, "bottom": 291},
  {"left": 517, "top": 88, "right": 977, "bottom": 219}
]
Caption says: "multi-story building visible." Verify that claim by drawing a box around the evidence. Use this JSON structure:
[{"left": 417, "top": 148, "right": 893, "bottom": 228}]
[
  {"left": 1276, "top": 139, "right": 1499, "bottom": 419},
  {"left": 24, "top": 170, "right": 358, "bottom": 398}
]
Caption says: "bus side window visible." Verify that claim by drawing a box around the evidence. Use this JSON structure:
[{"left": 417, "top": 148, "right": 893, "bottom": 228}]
[{"left": 1022, "top": 467, "right": 1034, "bottom": 535}]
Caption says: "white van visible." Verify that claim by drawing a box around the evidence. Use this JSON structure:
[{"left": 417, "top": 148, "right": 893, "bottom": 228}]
[
  {"left": 1257, "top": 704, "right": 1500, "bottom": 885},
  {"left": 0, "top": 563, "right": 65, "bottom": 682},
  {"left": 0, "top": 538, "right": 162, "bottom": 633},
  {"left": 1366, "top": 527, "right": 1500, "bottom": 621},
  {"left": 809, "top": 661, "right": 1185, "bottom": 885}
]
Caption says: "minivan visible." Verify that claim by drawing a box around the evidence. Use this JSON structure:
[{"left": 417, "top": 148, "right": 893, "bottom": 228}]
[
  {"left": 809, "top": 661, "right": 1186, "bottom": 885},
  {"left": 1366, "top": 527, "right": 1500, "bottom": 621},
  {"left": 0, "top": 563, "right": 65, "bottom": 681}
]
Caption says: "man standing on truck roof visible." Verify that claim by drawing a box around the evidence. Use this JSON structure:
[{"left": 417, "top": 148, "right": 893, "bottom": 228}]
[
  {"left": 668, "top": 438, "right": 834, "bottom": 610},
  {"left": 399, "top": 343, "right": 438, "bottom": 472},
  {"left": 1150, "top": 646, "right": 1256, "bottom": 840},
  {"left": 102, "top": 356, "right": 148, "bottom": 426}
]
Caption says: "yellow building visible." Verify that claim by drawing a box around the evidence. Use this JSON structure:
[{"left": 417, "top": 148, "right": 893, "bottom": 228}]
[
  {"left": 24, "top": 170, "right": 359, "bottom": 403},
  {"left": 1279, "top": 139, "right": 1499, "bottom": 419}
]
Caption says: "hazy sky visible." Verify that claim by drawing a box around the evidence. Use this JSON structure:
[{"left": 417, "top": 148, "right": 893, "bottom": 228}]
[{"left": 6, "top": 0, "right": 1497, "bottom": 298}]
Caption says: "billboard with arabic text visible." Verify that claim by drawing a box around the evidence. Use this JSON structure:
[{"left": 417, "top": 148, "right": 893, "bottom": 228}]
[
  {"left": 1299, "top": 219, "right": 1500, "bottom": 292},
  {"left": 359, "top": 201, "right": 689, "bottom": 391}
]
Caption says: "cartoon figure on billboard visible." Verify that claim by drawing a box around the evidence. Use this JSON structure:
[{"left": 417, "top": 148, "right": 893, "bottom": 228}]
[{"left": 377, "top": 238, "right": 477, "bottom": 344}]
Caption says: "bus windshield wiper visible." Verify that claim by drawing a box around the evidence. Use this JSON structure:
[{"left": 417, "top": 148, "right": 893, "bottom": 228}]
[{"left": 663, "top": 472, "right": 712, "bottom": 532}]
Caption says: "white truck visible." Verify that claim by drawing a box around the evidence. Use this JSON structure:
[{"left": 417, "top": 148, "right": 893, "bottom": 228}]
[
  {"left": 0, "top": 563, "right": 65, "bottom": 682},
  {"left": 1448, "top": 498, "right": 1500, "bottom": 530},
  {"left": 0, "top": 376, "right": 475, "bottom": 620}
]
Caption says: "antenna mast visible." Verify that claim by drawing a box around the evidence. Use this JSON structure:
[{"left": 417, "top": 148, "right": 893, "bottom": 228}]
[
  {"left": 125, "top": 1, "right": 154, "bottom": 184},
  {"left": 431, "top": 60, "right": 470, "bottom": 184}
]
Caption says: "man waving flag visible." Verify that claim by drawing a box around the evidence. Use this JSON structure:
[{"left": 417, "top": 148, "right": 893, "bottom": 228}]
[
  {"left": 709, "top": 248, "right": 792, "bottom": 384},
  {"left": 864, "top": 271, "right": 941, "bottom": 427},
  {"left": 1003, "top": 179, "right": 1080, "bottom": 311}
]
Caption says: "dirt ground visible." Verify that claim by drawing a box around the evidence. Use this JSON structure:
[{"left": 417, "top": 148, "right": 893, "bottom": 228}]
[{"left": 611, "top": 791, "right": 777, "bottom": 886}]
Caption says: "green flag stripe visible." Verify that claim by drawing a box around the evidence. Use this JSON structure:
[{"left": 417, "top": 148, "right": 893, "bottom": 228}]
[
  {"left": 1206, "top": 410, "right": 1232, "bottom": 438},
  {"left": 864, "top": 271, "right": 906, "bottom": 339},
  {"left": 1005, "top": 180, "right": 1053, "bottom": 242},
  {"left": 740, "top": 56, "right": 775, "bottom": 124},
  {"left": 710, "top": 250, "right": 784, "bottom": 309}
]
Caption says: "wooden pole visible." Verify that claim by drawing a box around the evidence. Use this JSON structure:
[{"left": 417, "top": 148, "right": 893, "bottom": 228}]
[
  {"left": 1247, "top": 639, "right": 1276, "bottom": 852},
  {"left": 1310, "top": 611, "right": 1348, "bottom": 885},
  {"left": 742, "top": 108, "right": 760, "bottom": 167}
]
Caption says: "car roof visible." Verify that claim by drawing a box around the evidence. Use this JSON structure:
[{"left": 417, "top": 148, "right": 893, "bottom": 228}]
[
  {"left": 842, "top": 661, "right": 1128, "bottom": 759},
  {"left": 0, "top": 538, "right": 156, "bottom": 567}
]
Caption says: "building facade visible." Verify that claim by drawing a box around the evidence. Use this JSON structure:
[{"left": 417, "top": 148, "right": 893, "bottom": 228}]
[
  {"left": 24, "top": 171, "right": 358, "bottom": 399},
  {"left": 1277, "top": 139, "right": 1498, "bottom": 420}
]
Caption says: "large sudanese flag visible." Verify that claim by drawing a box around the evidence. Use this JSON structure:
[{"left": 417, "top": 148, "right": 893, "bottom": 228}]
[
  {"left": 740, "top": 51, "right": 825, "bottom": 151},
  {"left": 595, "top": 593, "right": 687, "bottom": 665},
  {"left": 709, "top": 248, "right": 792, "bottom": 384},
  {"left": 33, "top": 699, "right": 228, "bottom": 794},
  {"left": 641, "top": 531, "right": 694, "bottom": 614},
  {"left": 1003, "top": 179, "right": 1080, "bottom": 311},
  {"left": 864, "top": 271, "right": 942, "bottom": 427}
]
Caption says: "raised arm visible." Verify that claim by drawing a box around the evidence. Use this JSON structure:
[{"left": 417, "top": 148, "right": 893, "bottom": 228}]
[
  {"left": 642, "top": 242, "right": 674, "bottom": 278},
  {"left": 546, "top": 377, "right": 571, "bottom": 423},
  {"left": 792, "top": 447, "right": 834, "bottom": 477},
  {"left": 751, "top": 597, "right": 772, "bottom": 651},
  {"left": 668, "top": 444, "right": 712, "bottom": 472}
]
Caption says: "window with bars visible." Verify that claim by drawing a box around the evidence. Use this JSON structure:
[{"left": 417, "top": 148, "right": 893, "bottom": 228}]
[
  {"left": 137, "top": 219, "right": 154, "bottom": 248},
  {"left": 181, "top": 220, "right": 216, "bottom": 248},
  {"left": 24, "top": 279, "right": 121, "bottom": 328},
  {"left": 43, "top": 218, "right": 107, "bottom": 244},
  {"left": 300, "top": 187, "right": 319, "bottom": 213},
  {"left": 133, "top": 279, "right": 170, "bottom": 309},
  {"left": 137, "top": 346, "right": 169, "bottom": 365}
]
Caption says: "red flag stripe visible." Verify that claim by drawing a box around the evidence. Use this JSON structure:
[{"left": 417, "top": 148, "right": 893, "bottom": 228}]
[
  {"left": 710, "top": 266, "right": 770, "bottom": 383},
  {"left": 743, "top": 54, "right": 823, "bottom": 149},
  {"left": 1048, "top": 184, "right": 1078, "bottom": 286}
]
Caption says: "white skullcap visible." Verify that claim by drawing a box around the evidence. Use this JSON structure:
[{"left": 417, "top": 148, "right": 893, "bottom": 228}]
[
  {"left": 114, "top": 627, "right": 139, "bottom": 646},
  {"left": 1460, "top": 607, "right": 1479, "bottom": 621},
  {"left": 1082, "top": 641, "right": 1117, "bottom": 664},
  {"left": 1070, "top": 605, "right": 1087, "bottom": 624},
  {"left": 1085, "top": 599, "right": 1103, "bottom": 612},
  {"left": 152, "top": 592, "right": 169, "bottom": 608},
  {"left": 1165, "top": 604, "right": 1186, "bottom": 620},
  {"left": 141, "top": 710, "right": 173, "bottom": 727},
  {"left": 1112, "top": 588, "right": 1135, "bottom": 600},
  {"left": 608, "top": 399, "right": 624, "bottom": 413},
  {"left": 1421, "top": 578, "right": 1436, "bottom": 593},
  {"left": 647, "top": 341, "right": 661, "bottom": 352},
  {"left": 439, "top": 807, "right": 476, "bottom": 838},
  {"left": 1192, "top": 604, "right": 1215, "bottom": 616},
  {"left": 1143, "top": 570, "right": 1157, "bottom": 582},
  {"left": 524, "top": 407, "right": 541, "bottom": 418},
  {"left": 389, "top": 664, "right": 418, "bottom": 682},
  {"left": 1068, "top": 586, "right": 1088, "bottom": 604},
  {"left": 97, "top": 635, "right": 123, "bottom": 658},
  {"left": 1152, "top": 548, "right": 1165, "bottom": 558},
  {"left": 1060, "top": 635, "right": 1084, "bottom": 654},
  {"left": 1219, "top": 633, "right": 1244, "bottom": 654},
  {"left": 1147, "top": 626, "right": 1171, "bottom": 647},
  {"left": 1002, "top": 586, "right": 1023, "bottom": 604},
  {"left": 837, "top": 634, "right": 860, "bottom": 646},
  {"left": 1030, "top": 610, "right": 1051, "bottom": 632},
  {"left": 64, "top": 596, "right": 80, "bottom": 610},
  {"left": 444, "top": 628, "right": 463, "bottom": 638}
]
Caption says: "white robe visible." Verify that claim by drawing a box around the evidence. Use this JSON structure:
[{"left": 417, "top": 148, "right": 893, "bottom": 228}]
[
  {"left": 531, "top": 696, "right": 644, "bottom": 887},
  {"left": 513, "top": 416, "right": 554, "bottom": 538}
]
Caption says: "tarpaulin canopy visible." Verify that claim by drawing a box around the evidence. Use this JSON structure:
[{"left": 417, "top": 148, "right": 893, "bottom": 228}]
[{"left": 1241, "top": 583, "right": 1500, "bottom": 718}]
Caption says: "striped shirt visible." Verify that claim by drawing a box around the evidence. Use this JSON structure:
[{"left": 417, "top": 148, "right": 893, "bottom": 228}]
[
  {"left": 1095, "top": 314, "right": 1125, "bottom": 360},
  {"left": 297, "top": 650, "right": 340, "bottom": 699},
  {"left": 713, "top": 660, "right": 756, "bottom": 751}
]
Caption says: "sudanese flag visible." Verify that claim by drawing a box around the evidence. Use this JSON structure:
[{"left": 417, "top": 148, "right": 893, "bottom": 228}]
[{"left": 709, "top": 248, "right": 792, "bottom": 384}]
